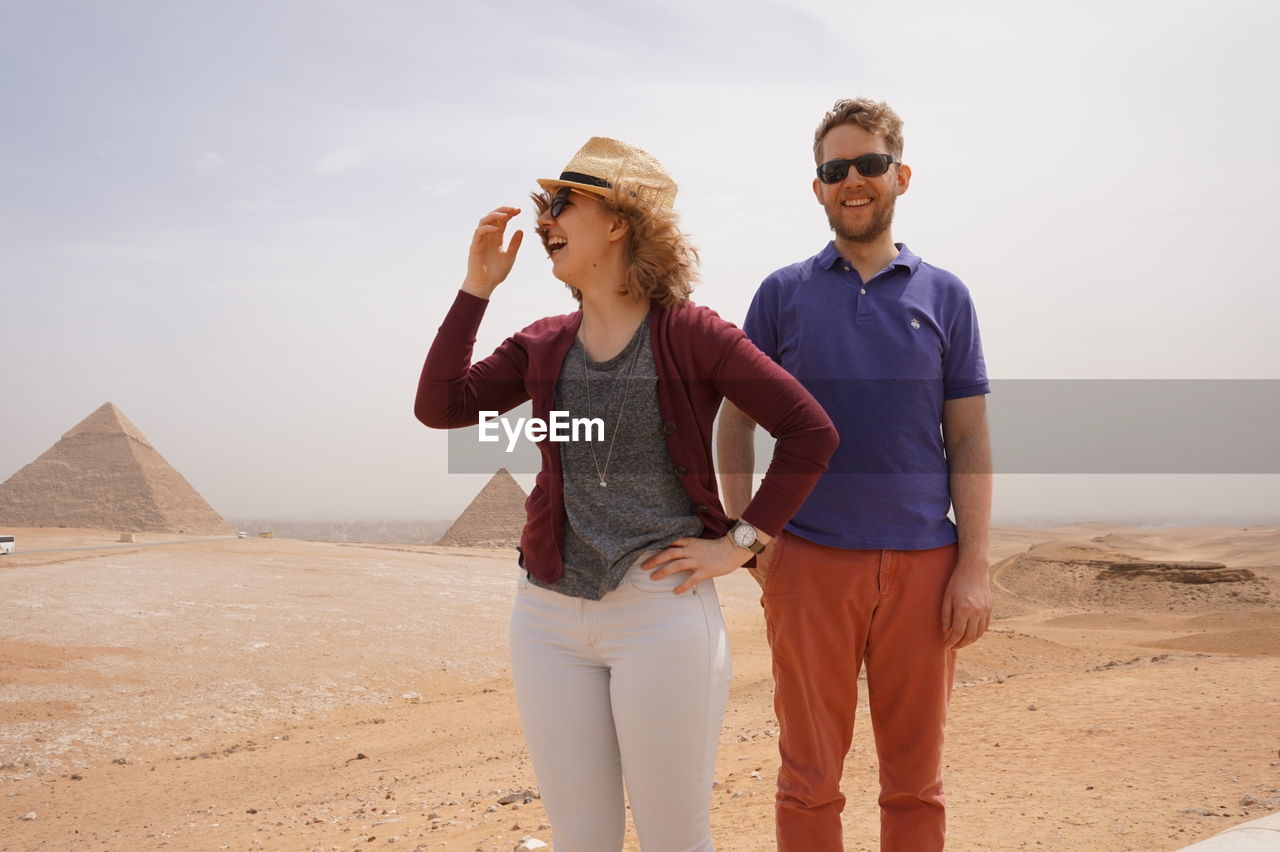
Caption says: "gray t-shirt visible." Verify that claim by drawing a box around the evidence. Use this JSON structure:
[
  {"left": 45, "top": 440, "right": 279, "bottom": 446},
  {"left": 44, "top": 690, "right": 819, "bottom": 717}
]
[{"left": 531, "top": 317, "right": 703, "bottom": 600}]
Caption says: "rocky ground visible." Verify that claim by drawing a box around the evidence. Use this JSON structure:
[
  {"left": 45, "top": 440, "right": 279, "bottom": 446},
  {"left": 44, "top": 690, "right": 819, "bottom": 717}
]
[{"left": 2, "top": 525, "right": 1279, "bottom": 851}]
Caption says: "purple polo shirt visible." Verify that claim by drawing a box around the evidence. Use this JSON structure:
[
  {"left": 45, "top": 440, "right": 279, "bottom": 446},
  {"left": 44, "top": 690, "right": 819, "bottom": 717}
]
[{"left": 743, "top": 242, "right": 988, "bottom": 550}]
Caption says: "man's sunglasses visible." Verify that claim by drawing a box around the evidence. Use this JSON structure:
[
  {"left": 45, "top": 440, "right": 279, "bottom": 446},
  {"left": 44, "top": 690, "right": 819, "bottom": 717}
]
[{"left": 816, "top": 153, "right": 900, "bottom": 184}]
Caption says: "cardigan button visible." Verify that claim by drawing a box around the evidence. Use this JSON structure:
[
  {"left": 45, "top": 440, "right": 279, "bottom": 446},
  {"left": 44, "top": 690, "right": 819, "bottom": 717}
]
[
  {"left": 661, "top": 422, "right": 677, "bottom": 434},
  {"left": 674, "top": 465, "right": 687, "bottom": 476}
]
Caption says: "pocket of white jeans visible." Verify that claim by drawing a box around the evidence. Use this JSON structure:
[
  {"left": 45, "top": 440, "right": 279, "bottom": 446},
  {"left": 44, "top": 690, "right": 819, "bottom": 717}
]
[{"left": 627, "top": 566, "right": 689, "bottom": 595}]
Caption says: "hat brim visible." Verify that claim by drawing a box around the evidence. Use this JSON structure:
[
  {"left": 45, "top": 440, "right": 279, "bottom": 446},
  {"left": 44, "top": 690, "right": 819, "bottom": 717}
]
[{"left": 535, "top": 177, "right": 613, "bottom": 201}]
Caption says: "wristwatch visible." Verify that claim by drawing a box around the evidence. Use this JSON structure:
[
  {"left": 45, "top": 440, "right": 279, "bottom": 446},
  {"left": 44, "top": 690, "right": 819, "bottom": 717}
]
[{"left": 729, "top": 519, "right": 766, "bottom": 555}]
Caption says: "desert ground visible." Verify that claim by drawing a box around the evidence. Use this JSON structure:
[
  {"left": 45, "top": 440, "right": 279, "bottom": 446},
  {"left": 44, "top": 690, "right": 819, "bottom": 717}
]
[{"left": 2, "top": 524, "right": 1279, "bottom": 851}]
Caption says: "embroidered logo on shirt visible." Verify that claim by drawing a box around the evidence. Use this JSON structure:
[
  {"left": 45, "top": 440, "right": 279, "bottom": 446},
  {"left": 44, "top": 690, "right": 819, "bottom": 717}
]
[{"left": 909, "top": 318, "right": 921, "bottom": 330}]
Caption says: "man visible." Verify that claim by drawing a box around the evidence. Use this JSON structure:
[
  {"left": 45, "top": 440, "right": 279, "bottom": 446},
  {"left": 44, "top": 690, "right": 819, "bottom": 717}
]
[{"left": 717, "top": 98, "right": 993, "bottom": 851}]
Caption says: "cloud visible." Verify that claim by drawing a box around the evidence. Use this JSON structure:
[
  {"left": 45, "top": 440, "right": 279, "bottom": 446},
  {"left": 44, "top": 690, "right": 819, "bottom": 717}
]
[
  {"left": 421, "top": 176, "right": 471, "bottom": 196},
  {"left": 315, "top": 149, "right": 366, "bottom": 175},
  {"left": 194, "top": 150, "right": 223, "bottom": 176}
]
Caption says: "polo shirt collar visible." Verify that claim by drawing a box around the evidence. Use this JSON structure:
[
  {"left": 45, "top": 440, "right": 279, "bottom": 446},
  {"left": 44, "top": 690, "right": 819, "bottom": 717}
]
[{"left": 819, "top": 241, "right": 923, "bottom": 275}]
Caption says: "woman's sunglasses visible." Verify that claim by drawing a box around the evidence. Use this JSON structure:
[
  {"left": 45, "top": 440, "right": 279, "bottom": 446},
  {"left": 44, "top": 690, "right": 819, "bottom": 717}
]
[
  {"left": 816, "top": 153, "right": 900, "bottom": 185},
  {"left": 549, "top": 186, "right": 576, "bottom": 218}
]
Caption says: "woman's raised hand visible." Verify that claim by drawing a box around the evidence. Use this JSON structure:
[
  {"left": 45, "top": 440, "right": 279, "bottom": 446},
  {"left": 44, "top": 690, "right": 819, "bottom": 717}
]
[{"left": 462, "top": 207, "right": 524, "bottom": 299}]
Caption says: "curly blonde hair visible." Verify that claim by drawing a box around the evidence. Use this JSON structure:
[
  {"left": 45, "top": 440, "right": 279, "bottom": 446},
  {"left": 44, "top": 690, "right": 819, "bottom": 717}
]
[
  {"left": 531, "top": 178, "right": 698, "bottom": 308},
  {"left": 813, "top": 98, "right": 905, "bottom": 163}
]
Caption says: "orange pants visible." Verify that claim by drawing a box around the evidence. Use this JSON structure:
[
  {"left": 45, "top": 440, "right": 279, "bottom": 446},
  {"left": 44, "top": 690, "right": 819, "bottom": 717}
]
[{"left": 761, "top": 532, "right": 958, "bottom": 851}]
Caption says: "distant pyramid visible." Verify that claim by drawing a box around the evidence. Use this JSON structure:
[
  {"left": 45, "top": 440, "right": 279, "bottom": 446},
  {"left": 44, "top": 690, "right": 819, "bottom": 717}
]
[
  {"left": 435, "top": 468, "right": 527, "bottom": 547},
  {"left": 0, "top": 402, "right": 232, "bottom": 534}
]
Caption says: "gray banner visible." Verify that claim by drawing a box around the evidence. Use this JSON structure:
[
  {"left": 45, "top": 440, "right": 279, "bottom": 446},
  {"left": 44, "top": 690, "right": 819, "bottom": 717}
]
[{"left": 440, "top": 381, "right": 1280, "bottom": 474}]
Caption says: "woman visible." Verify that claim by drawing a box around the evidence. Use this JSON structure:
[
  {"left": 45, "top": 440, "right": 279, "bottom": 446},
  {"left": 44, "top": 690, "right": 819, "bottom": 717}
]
[{"left": 415, "top": 137, "right": 837, "bottom": 851}]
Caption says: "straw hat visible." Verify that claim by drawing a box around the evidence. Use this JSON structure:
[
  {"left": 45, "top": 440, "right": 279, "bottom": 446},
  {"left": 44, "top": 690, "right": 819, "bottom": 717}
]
[{"left": 537, "top": 137, "right": 678, "bottom": 210}]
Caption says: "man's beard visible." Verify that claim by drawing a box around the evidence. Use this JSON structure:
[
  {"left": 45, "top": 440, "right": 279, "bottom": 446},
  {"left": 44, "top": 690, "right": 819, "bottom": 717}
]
[{"left": 828, "top": 193, "right": 896, "bottom": 244}]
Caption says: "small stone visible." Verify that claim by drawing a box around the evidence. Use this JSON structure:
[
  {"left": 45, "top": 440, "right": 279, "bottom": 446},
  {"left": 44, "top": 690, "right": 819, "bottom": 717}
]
[
  {"left": 1027, "top": 704, "right": 1038, "bottom": 711},
  {"left": 514, "top": 837, "right": 548, "bottom": 851},
  {"left": 496, "top": 790, "right": 537, "bottom": 806},
  {"left": 22, "top": 812, "right": 36, "bottom": 821}
]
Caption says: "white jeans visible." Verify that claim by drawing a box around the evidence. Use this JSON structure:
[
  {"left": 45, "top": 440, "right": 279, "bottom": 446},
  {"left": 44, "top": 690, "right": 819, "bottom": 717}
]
[{"left": 510, "top": 557, "right": 732, "bottom": 852}]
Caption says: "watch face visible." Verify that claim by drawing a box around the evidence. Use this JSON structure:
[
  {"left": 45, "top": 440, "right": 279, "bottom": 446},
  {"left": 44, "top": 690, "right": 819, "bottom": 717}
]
[{"left": 732, "top": 523, "right": 756, "bottom": 548}]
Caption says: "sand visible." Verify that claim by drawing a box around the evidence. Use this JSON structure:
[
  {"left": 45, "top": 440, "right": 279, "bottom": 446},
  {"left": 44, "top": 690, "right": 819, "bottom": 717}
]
[{"left": 2, "top": 524, "right": 1279, "bottom": 851}]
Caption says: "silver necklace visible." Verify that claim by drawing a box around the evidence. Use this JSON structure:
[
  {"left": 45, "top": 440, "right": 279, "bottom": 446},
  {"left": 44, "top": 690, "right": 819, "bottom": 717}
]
[{"left": 582, "top": 322, "right": 645, "bottom": 488}]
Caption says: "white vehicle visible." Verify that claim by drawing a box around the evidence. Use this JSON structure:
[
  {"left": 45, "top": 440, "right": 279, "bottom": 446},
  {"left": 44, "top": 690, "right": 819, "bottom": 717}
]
[{"left": 0, "top": 535, "right": 14, "bottom": 555}]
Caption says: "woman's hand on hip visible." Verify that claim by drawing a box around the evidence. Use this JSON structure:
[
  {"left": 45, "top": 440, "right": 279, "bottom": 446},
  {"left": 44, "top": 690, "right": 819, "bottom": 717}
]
[
  {"left": 461, "top": 207, "right": 523, "bottom": 299},
  {"left": 641, "top": 536, "right": 752, "bottom": 595}
]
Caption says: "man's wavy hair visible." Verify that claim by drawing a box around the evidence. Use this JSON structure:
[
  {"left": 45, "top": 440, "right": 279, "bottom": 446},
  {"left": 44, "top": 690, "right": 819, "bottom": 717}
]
[
  {"left": 531, "top": 179, "right": 698, "bottom": 308},
  {"left": 813, "top": 98, "right": 905, "bottom": 163}
]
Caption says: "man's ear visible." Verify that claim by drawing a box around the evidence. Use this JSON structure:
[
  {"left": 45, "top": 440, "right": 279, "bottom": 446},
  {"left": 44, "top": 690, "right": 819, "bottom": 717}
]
[
  {"left": 896, "top": 163, "right": 912, "bottom": 196},
  {"left": 812, "top": 177, "right": 824, "bottom": 204}
]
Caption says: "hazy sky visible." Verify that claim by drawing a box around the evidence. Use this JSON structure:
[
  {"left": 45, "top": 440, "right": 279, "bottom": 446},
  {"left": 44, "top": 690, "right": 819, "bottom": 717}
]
[{"left": 2, "top": 0, "right": 1278, "bottom": 523}]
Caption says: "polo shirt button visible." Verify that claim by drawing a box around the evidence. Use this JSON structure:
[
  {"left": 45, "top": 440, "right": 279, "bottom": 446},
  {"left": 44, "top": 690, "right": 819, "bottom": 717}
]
[
  {"left": 661, "top": 422, "right": 677, "bottom": 434},
  {"left": 843, "top": 265, "right": 851, "bottom": 272},
  {"left": 860, "top": 288, "right": 867, "bottom": 295},
  {"left": 674, "top": 465, "right": 687, "bottom": 476}
]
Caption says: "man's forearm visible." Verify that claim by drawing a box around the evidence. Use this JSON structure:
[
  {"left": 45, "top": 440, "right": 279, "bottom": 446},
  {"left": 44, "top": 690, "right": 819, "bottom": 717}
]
[
  {"left": 948, "top": 434, "right": 992, "bottom": 574},
  {"left": 716, "top": 401, "right": 757, "bottom": 519}
]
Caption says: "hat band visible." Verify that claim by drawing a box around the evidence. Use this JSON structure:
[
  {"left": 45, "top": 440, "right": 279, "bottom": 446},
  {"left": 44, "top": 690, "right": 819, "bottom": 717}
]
[{"left": 559, "top": 171, "right": 612, "bottom": 189}]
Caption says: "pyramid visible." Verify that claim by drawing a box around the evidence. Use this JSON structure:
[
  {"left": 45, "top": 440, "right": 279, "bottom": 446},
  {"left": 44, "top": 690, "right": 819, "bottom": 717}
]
[
  {"left": 0, "top": 402, "right": 232, "bottom": 535},
  {"left": 435, "top": 468, "right": 527, "bottom": 547}
]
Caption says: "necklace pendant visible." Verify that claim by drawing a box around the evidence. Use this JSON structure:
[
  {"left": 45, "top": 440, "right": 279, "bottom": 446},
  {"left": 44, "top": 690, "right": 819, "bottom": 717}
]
[{"left": 599, "top": 476, "right": 608, "bottom": 488}]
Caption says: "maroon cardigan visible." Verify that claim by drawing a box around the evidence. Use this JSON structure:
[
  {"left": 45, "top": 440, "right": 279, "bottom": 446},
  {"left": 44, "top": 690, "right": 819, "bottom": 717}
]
[{"left": 415, "top": 290, "right": 838, "bottom": 584}]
